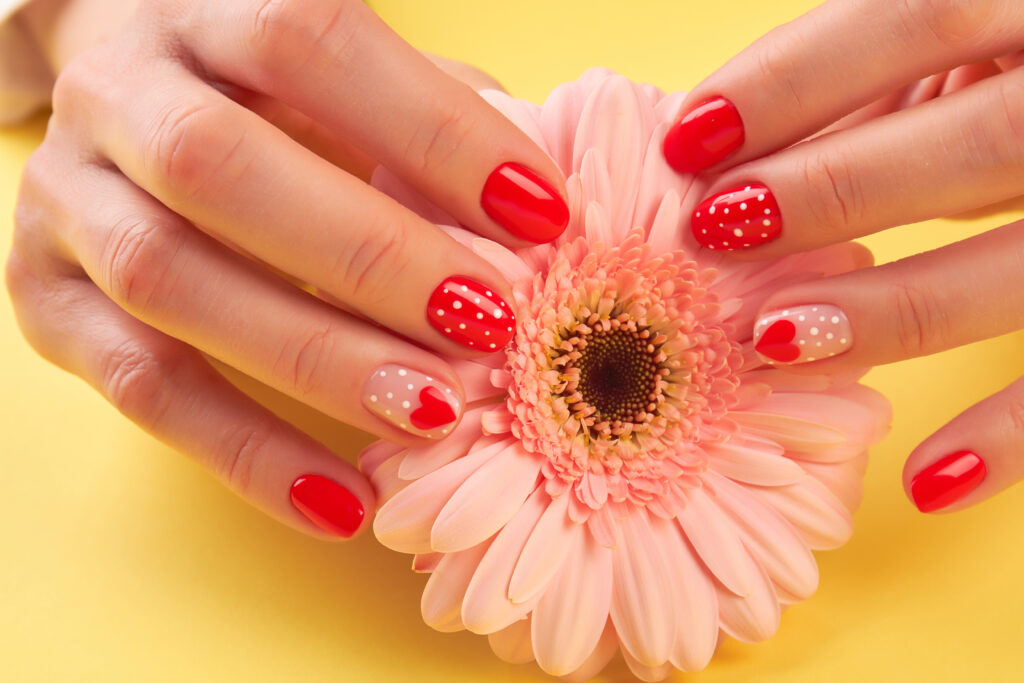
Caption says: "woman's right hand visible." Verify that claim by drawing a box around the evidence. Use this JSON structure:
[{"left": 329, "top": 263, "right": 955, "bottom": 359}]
[{"left": 5, "top": 0, "right": 570, "bottom": 540}]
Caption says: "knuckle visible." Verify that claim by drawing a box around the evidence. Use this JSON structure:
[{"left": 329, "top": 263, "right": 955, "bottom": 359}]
[
  {"left": 101, "top": 339, "right": 175, "bottom": 423},
  {"left": 798, "top": 149, "right": 863, "bottom": 234},
  {"left": 407, "top": 103, "right": 476, "bottom": 174},
  {"left": 754, "top": 35, "right": 806, "bottom": 110},
  {"left": 898, "top": 0, "right": 996, "bottom": 48},
  {"left": 274, "top": 322, "right": 342, "bottom": 398},
  {"left": 886, "top": 279, "right": 948, "bottom": 357},
  {"left": 334, "top": 220, "right": 411, "bottom": 305},
  {"left": 213, "top": 418, "right": 279, "bottom": 496},
  {"left": 982, "top": 79, "right": 1024, "bottom": 170},
  {"left": 249, "top": 0, "right": 361, "bottom": 79},
  {"left": 142, "top": 99, "right": 247, "bottom": 202},
  {"left": 102, "top": 214, "right": 185, "bottom": 312}
]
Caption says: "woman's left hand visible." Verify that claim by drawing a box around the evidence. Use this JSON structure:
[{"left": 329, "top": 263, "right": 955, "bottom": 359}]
[{"left": 662, "top": 0, "right": 1024, "bottom": 514}]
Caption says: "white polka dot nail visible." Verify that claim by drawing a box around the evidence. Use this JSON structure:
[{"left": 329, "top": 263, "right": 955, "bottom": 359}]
[
  {"left": 753, "top": 304, "right": 852, "bottom": 364},
  {"left": 362, "top": 364, "right": 462, "bottom": 438}
]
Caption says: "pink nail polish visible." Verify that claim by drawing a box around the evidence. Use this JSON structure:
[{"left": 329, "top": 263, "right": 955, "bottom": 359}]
[
  {"left": 363, "top": 364, "right": 461, "bottom": 438},
  {"left": 753, "top": 305, "right": 852, "bottom": 364},
  {"left": 692, "top": 183, "right": 781, "bottom": 250},
  {"left": 911, "top": 450, "right": 986, "bottom": 513},
  {"left": 428, "top": 276, "right": 516, "bottom": 351}
]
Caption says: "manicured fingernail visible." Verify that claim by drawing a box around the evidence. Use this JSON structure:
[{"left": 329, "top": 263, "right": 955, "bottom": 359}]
[
  {"left": 663, "top": 96, "right": 745, "bottom": 173},
  {"left": 911, "top": 450, "right": 986, "bottom": 513},
  {"left": 428, "top": 276, "right": 516, "bottom": 351},
  {"left": 363, "top": 363, "right": 461, "bottom": 438},
  {"left": 289, "top": 474, "right": 365, "bottom": 537},
  {"left": 692, "top": 183, "right": 781, "bottom": 250},
  {"left": 754, "top": 305, "right": 852, "bottom": 364},
  {"left": 481, "top": 162, "right": 569, "bottom": 243}
]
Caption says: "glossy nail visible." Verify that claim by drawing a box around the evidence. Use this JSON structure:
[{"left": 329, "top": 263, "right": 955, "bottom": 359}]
[
  {"left": 663, "top": 96, "right": 745, "bottom": 173},
  {"left": 481, "top": 162, "right": 569, "bottom": 243},
  {"left": 363, "top": 364, "right": 461, "bottom": 438},
  {"left": 428, "top": 276, "right": 516, "bottom": 350},
  {"left": 911, "top": 450, "right": 986, "bottom": 513},
  {"left": 290, "top": 474, "right": 365, "bottom": 537},
  {"left": 692, "top": 183, "right": 781, "bottom": 250},
  {"left": 754, "top": 305, "right": 852, "bottom": 364}
]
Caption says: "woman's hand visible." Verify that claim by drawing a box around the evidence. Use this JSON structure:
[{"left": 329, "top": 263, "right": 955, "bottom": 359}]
[
  {"left": 662, "top": 0, "right": 1024, "bottom": 514},
  {"left": 5, "top": 0, "right": 570, "bottom": 539}
]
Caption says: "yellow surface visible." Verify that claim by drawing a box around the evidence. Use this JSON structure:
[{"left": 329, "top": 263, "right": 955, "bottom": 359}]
[{"left": 2, "top": 1, "right": 1023, "bottom": 681}]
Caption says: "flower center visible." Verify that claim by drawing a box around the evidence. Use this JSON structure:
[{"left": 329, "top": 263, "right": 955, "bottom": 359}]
[{"left": 556, "top": 313, "right": 670, "bottom": 441}]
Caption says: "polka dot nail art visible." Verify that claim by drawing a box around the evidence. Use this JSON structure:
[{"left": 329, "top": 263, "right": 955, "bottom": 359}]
[
  {"left": 753, "top": 304, "right": 852, "bottom": 364},
  {"left": 691, "top": 183, "right": 781, "bottom": 250},
  {"left": 362, "top": 364, "right": 462, "bottom": 438},
  {"left": 428, "top": 276, "right": 516, "bottom": 351}
]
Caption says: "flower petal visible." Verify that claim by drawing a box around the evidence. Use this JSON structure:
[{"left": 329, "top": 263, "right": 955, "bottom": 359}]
[
  {"left": 478, "top": 89, "right": 546, "bottom": 148},
  {"left": 432, "top": 442, "right": 543, "bottom": 552},
  {"left": 508, "top": 493, "right": 577, "bottom": 604},
  {"left": 610, "top": 509, "right": 676, "bottom": 667},
  {"left": 461, "top": 487, "right": 549, "bottom": 634},
  {"left": 398, "top": 408, "right": 490, "bottom": 481},
  {"left": 481, "top": 407, "right": 513, "bottom": 436},
  {"left": 487, "top": 616, "right": 534, "bottom": 664},
  {"left": 540, "top": 67, "right": 618, "bottom": 175},
  {"left": 421, "top": 539, "right": 493, "bottom": 633},
  {"left": 649, "top": 516, "right": 718, "bottom": 673},
  {"left": 357, "top": 440, "right": 405, "bottom": 478},
  {"left": 644, "top": 189, "right": 681, "bottom": 254},
  {"left": 622, "top": 648, "right": 675, "bottom": 683},
  {"left": 705, "top": 433, "right": 805, "bottom": 486},
  {"left": 560, "top": 621, "right": 618, "bottom": 683},
  {"left": 704, "top": 471, "right": 819, "bottom": 601},
  {"left": 470, "top": 237, "right": 536, "bottom": 284},
  {"left": 716, "top": 557, "right": 781, "bottom": 643},
  {"left": 373, "top": 438, "right": 509, "bottom": 554},
  {"left": 370, "top": 453, "right": 409, "bottom": 506},
  {"left": 800, "top": 455, "right": 867, "bottom": 512},
  {"left": 676, "top": 485, "right": 760, "bottom": 597},
  {"left": 747, "top": 475, "right": 854, "bottom": 550},
  {"left": 412, "top": 552, "right": 443, "bottom": 573},
  {"left": 531, "top": 530, "right": 613, "bottom": 676}
]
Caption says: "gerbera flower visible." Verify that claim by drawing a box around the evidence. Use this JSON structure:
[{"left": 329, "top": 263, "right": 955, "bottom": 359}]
[{"left": 359, "top": 68, "right": 891, "bottom": 682}]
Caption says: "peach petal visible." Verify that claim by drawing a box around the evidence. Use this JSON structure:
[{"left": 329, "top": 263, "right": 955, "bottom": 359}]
[
  {"left": 487, "top": 617, "right": 535, "bottom": 665},
  {"left": 421, "top": 540, "right": 493, "bottom": 633},
  {"left": 748, "top": 476, "right": 854, "bottom": 550},
  {"left": 716, "top": 557, "right": 781, "bottom": 643},
  {"left": 676, "top": 486, "right": 760, "bottom": 597},
  {"left": 432, "top": 443, "right": 543, "bottom": 553},
  {"left": 531, "top": 531, "right": 613, "bottom": 676},
  {"left": 508, "top": 493, "right": 577, "bottom": 604},
  {"left": 560, "top": 621, "right": 618, "bottom": 683},
  {"left": 610, "top": 510, "right": 676, "bottom": 667},
  {"left": 374, "top": 438, "right": 508, "bottom": 554}
]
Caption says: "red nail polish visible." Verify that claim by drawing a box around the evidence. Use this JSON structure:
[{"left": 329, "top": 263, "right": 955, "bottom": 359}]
[
  {"left": 663, "top": 96, "right": 744, "bottom": 173},
  {"left": 754, "top": 320, "right": 801, "bottom": 363},
  {"left": 692, "top": 183, "right": 781, "bottom": 250},
  {"left": 428, "top": 276, "right": 516, "bottom": 351},
  {"left": 290, "top": 474, "right": 365, "bottom": 537},
  {"left": 481, "top": 162, "right": 569, "bottom": 243},
  {"left": 910, "top": 450, "right": 986, "bottom": 513}
]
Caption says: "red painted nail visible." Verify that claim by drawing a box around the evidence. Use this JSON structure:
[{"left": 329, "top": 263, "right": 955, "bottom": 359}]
[
  {"left": 428, "top": 276, "right": 516, "bottom": 351},
  {"left": 692, "top": 183, "right": 781, "bottom": 250},
  {"left": 910, "top": 450, "right": 986, "bottom": 513},
  {"left": 481, "top": 162, "right": 569, "bottom": 243},
  {"left": 663, "top": 96, "right": 744, "bottom": 173},
  {"left": 754, "top": 319, "right": 801, "bottom": 363},
  {"left": 290, "top": 474, "right": 365, "bottom": 537}
]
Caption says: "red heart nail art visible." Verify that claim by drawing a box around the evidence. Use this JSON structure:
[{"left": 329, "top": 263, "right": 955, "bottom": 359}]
[
  {"left": 410, "top": 386, "right": 457, "bottom": 430},
  {"left": 755, "top": 320, "right": 801, "bottom": 363}
]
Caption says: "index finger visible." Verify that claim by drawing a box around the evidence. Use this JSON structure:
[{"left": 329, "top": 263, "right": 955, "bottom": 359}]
[
  {"left": 662, "top": 0, "right": 1024, "bottom": 174},
  {"left": 167, "top": 0, "right": 569, "bottom": 245}
]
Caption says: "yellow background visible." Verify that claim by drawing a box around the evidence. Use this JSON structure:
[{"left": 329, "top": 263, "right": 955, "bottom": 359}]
[{"left": 3, "top": 0, "right": 1023, "bottom": 681}]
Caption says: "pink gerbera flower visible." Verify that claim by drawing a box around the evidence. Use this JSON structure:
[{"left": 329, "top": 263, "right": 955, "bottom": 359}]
[{"left": 359, "top": 69, "right": 891, "bottom": 681}]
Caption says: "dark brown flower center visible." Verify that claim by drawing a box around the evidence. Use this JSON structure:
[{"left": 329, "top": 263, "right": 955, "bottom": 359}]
[{"left": 556, "top": 313, "right": 670, "bottom": 440}]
